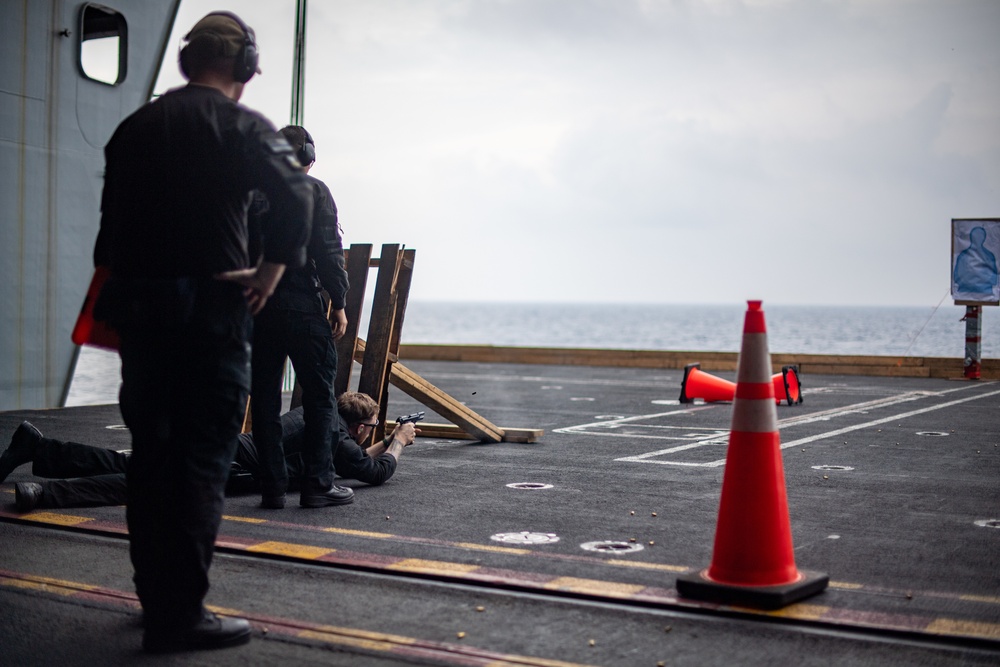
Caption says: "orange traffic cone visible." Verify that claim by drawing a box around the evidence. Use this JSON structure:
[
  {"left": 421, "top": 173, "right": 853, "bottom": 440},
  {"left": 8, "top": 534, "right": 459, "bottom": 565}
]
[
  {"left": 676, "top": 301, "right": 827, "bottom": 609},
  {"left": 773, "top": 365, "right": 803, "bottom": 406},
  {"left": 679, "top": 363, "right": 735, "bottom": 403},
  {"left": 681, "top": 362, "right": 804, "bottom": 406}
]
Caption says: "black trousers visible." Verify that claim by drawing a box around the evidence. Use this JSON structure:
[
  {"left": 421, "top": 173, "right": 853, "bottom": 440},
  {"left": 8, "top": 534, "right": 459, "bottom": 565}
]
[
  {"left": 33, "top": 437, "right": 128, "bottom": 507},
  {"left": 24, "top": 419, "right": 309, "bottom": 511},
  {"left": 250, "top": 289, "right": 339, "bottom": 497},
  {"left": 116, "top": 279, "right": 251, "bottom": 633}
]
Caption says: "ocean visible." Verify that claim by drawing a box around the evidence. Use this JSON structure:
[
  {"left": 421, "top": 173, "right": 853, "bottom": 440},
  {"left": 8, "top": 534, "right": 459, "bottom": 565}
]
[{"left": 65, "top": 301, "right": 998, "bottom": 406}]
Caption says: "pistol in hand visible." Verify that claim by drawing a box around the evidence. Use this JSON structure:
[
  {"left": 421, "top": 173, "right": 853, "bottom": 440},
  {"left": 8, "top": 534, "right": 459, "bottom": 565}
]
[{"left": 396, "top": 411, "right": 425, "bottom": 425}]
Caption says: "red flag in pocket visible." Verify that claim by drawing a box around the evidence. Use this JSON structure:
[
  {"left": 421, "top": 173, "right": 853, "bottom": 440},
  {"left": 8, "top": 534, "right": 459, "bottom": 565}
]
[{"left": 72, "top": 266, "right": 120, "bottom": 351}]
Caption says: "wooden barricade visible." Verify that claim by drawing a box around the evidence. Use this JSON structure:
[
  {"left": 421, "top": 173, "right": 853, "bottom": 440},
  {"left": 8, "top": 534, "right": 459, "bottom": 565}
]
[{"left": 296, "top": 243, "right": 541, "bottom": 445}]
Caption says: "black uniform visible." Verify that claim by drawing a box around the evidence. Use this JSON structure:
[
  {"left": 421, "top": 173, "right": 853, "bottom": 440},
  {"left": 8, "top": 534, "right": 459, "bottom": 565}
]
[
  {"left": 94, "top": 84, "right": 311, "bottom": 635},
  {"left": 250, "top": 174, "right": 349, "bottom": 499},
  {"left": 19, "top": 409, "right": 397, "bottom": 509}
]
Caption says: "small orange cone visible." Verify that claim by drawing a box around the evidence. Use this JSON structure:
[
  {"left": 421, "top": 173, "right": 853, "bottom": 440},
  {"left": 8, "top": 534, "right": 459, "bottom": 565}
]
[
  {"left": 680, "top": 362, "right": 804, "bottom": 406},
  {"left": 676, "top": 301, "right": 827, "bottom": 609},
  {"left": 773, "top": 365, "right": 803, "bottom": 406},
  {"left": 679, "top": 363, "right": 735, "bottom": 403}
]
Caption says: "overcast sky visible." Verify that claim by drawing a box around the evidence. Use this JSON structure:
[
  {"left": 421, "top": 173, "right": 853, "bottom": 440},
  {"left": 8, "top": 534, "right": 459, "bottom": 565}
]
[{"left": 155, "top": 0, "right": 999, "bottom": 307}]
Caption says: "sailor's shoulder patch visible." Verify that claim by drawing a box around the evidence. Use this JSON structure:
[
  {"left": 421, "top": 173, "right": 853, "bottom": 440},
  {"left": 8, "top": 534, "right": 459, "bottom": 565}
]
[{"left": 263, "top": 134, "right": 294, "bottom": 155}]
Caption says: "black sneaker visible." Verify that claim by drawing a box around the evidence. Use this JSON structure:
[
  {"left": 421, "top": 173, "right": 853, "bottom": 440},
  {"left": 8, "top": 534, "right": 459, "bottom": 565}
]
[
  {"left": 142, "top": 612, "right": 251, "bottom": 654},
  {"left": 0, "top": 421, "right": 42, "bottom": 483},
  {"left": 14, "top": 482, "right": 43, "bottom": 512},
  {"left": 300, "top": 484, "right": 354, "bottom": 508}
]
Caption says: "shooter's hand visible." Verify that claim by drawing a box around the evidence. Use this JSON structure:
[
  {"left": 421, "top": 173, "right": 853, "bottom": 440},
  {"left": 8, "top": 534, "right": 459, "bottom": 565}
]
[{"left": 389, "top": 422, "right": 418, "bottom": 447}]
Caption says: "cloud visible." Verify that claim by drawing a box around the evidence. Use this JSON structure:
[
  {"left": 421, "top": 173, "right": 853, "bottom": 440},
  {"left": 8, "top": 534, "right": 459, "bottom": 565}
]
[{"left": 170, "top": 0, "right": 1000, "bottom": 306}]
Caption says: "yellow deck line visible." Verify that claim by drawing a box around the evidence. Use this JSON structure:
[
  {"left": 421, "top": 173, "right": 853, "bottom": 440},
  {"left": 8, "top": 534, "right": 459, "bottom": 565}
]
[
  {"left": 0, "top": 573, "right": 98, "bottom": 597},
  {"left": 388, "top": 558, "right": 481, "bottom": 575},
  {"left": 19, "top": 511, "right": 94, "bottom": 527},
  {"left": 455, "top": 542, "right": 531, "bottom": 555},
  {"left": 765, "top": 603, "right": 831, "bottom": 621},
  {"left": 925, "top": 618, "right": 1000, "bottom": 640},
  {"left": 0, "top": 571, "right": 596, "bottom": 666},
  {"left": 245, "top": 541, "right": 335, "bottom": 560},
  {"left": 960, "top": 594, "right": 1000, "bottom": 604},
  {"left": 543, "top": 576, "right": 645, "bottom": 597},
  {"left": 297, "top": 625, "right": 597, "bottom": 666},
  {"left": 8, "top": 508, "right": 1000, "bottom": 634},
  {"left": 605, "top": 559, "right": 687, "bottom": 572},
  {"left": 223, "top": 515, "right": 267, "bottom": 524},
  {"left": 322, "top": 526, "right": 394, "bottom": 539}
]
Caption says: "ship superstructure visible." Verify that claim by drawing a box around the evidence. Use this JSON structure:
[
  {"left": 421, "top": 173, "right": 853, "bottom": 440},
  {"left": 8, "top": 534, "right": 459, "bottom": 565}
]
[{"left": 0, "top": 1, "right": 180, "bottom": 409}]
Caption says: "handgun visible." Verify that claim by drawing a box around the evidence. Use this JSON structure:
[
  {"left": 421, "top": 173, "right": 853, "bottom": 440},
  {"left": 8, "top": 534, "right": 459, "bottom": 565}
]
[{"left": 396, "top": 411, "right": 425, "bottom": 424}]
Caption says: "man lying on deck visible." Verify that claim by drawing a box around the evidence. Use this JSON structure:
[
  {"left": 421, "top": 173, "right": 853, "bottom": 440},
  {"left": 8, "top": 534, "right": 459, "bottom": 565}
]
[{"left": 0, "top": 391, "right": 418, "bottom": 512}]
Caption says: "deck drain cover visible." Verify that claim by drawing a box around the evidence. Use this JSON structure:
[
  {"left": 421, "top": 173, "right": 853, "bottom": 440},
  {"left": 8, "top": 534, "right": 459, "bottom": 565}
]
[
  {"left": 974, "top": 519, "right": 1000, "bottom": 529},
  {"left": 580, "top": 540, "right": 645, "bottom": 554},
  {"left": 811, "top": 465, "right": 855, "bottom": 472},
  {"left": 916, "top": 431, "right": 949, "bottom": 437},
  {"left": 506, "top": 482, "right": 554, "bottom": 490},
  {"left": 490, "top": 531, "right": 560, "bottom": 544}
]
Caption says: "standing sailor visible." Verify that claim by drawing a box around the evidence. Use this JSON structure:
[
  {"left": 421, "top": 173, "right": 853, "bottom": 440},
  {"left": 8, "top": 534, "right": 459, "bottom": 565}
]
[
  {"left": 250, "top": 125, "right": 352, "bottom": 510},
  {"left": 93, "top": 12, "right": 312, "bottom": 653}
]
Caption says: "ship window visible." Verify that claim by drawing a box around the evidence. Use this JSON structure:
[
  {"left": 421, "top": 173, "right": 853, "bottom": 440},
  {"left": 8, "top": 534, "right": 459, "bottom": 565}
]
[{"left": 79, "top": 4, "right": 128, "bottom": 85}]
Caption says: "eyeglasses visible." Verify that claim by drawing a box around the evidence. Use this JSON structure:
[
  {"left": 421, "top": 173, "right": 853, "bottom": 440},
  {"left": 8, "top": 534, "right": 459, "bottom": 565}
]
[{"left": 356, "top": 419, "right": 379, "bottom": 428}]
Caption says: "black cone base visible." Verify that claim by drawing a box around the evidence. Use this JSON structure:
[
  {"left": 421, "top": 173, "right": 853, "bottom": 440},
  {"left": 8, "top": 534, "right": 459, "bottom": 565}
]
[{"left": 676, "top": 568, "right": 829, "bottom": 610}]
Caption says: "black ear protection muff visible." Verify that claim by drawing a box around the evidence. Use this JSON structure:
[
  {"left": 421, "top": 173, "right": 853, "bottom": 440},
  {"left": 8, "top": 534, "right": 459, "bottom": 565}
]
[
  {"left": 298, "top": 127, "right": 316, "bottom": 166},
  {"left": 215, "top": 11, "right": 259, "bottom": 84},
  {"left": 179, "top": 11, "right": 259, "bottom": 84}
]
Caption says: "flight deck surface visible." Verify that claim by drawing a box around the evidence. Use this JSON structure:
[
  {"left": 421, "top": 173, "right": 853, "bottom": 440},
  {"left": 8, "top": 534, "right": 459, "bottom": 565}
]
[{"left": 2, "top": 361, "right": 998, "bottom": 665}]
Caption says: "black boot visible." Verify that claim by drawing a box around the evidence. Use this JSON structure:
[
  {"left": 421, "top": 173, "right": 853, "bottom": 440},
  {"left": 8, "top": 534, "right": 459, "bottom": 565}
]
[
  {"left": 0, "top": 421, "right": 42, "bottom": 483},
  {"left": 300, "top": 484, "right": 354, "bottom": 508},
  {"left": 260, "top": 493, "right": 286, "bottom": 509},
  {"left": 143, "top": 611, "right": 252, "bottom": 653}
]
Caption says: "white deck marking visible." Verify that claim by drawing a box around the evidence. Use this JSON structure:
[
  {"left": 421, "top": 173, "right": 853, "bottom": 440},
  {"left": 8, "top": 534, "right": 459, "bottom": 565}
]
[
  {"left": 422, "top": 371, "right": 670, "bottom": 388},
  {"left": 576, "top": 384, "right": 1000, "bottom": 467},
  {"left": 554, "top": 406, "right": 721, "bottom": 440}
]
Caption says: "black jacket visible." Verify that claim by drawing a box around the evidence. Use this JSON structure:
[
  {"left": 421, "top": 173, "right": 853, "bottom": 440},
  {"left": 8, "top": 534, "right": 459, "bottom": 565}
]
[
  {"left": 253, "top": 174, "right": 349, "bottom": 309},
  {"left": 96, "top": 84, "right": 312, "bottom": 278},
  {"left": 235, "top": 407, "right": 397, "bottom": 486}
]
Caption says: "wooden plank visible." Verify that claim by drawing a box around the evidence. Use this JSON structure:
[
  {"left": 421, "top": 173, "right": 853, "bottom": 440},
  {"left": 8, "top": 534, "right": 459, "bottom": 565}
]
[
  {"left": 378, "top": 247, "right": 415, "bottom": 446},
  {"left": 354, "top": 339, "right": 504, "bottom": 443},
  {"left": 798, "top": 364, "right": 932, "bottom": 378},
  {"left": 416, "top": 423, "right": 543, "bottom": 444},
  {"left": 491, "top": 427, "right": 543, "bottom": 444},
  {"left": 772, "top": 353, "right": 928, "bottom": 367},
  {"left": 241, "top": 395, "right": 252, "bottom": 433},
  {"left": 389, "top": 361, "right": 504, "bottom": 443},
  {"left": 397, "top": 344, "right": 998, "bottom": 379},
  {"left": 335, "top": 243, "right": 373, "bottom": 396},
  {"left": 388, "top": 248, "right": 415, "bottom": 355},
  {"left": 397, "top": 344, "right": 740, "bottom": 368},
  {"left": 358, "top": 244, "right": 401, "bottom": 443}
]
